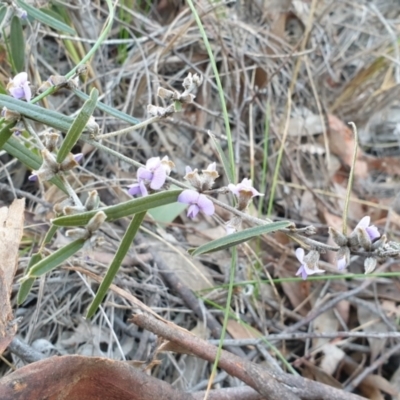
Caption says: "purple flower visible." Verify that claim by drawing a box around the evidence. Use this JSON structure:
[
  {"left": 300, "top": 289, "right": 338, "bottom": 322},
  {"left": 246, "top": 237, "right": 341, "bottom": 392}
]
[
  {"left": 7, "top": 72, "right": 31, "bottom": 102},
  {"left": 28, "top": 172, "right": 38, "bottom": 182},
  {"left": 295, "top": 248, "right": 324, "bottom": 280},
  {"left": 354, "top": 216, "right": 380, "bottom": 241},
  {"left": 73, "top": 153, "right": 83, "bottom": 163},
  {"left": 128, "top": 156, "right": 174, "bottom": 197},
  {"left": 337, "top": 257, "right": 347, "bottom": 271},
  {"left": 178, "top": 189, "right": 215, "bottom": 219},
  {"left": 128, "top": 181, "right": 148, "bottom": 197}
]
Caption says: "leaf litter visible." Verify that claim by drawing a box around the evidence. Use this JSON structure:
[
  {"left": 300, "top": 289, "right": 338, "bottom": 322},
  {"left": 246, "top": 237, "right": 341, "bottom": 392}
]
[{"left": 0, "top": 0, "right": 400, "bottom": 399}]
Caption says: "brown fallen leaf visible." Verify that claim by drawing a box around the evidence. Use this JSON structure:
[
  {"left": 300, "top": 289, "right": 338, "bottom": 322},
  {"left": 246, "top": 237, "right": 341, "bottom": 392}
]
[
  {"left": 0, "top": 355, "right": 193, "bottom": 400},
  {"left": 0, "top": 198, "right": 25, "bottom": 355}
]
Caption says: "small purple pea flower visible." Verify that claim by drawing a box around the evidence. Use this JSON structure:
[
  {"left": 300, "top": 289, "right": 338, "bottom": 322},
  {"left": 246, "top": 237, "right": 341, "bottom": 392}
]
[
  {"left": 295, "top": 248, "right": 324, "bottom": 280},
  {"left": 354, "top": 216, "right": 380, "bottom": 241},
  {"left": 128, "top": 156, "right": 174, "bottom": 197},
  {"left": 178, "top": 189, "right": 215, "bottom": 219},
  {"left": 7, "top": 72, "right": 31, "bottom": 102}
]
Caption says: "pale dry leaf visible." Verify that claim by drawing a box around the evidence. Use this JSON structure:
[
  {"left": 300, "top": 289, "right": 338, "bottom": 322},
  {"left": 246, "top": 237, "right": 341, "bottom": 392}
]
[
  {"left": 0, "top": 198, "right": 25, "bottom": 355},
  {"left": 318, "top": 344, "right": 345, "bottom": 376},
  {"left": 224, "top": 319, "right": 262, "bottom": 342},
  {"left": 301, "top": 359, "right": 342, "bottom": 388},
  {"left": 357, "top": 302, "right": 389, "bottom": 362},
  {"left": 148, "top": 240, "right": 214, "bottom": 291}
]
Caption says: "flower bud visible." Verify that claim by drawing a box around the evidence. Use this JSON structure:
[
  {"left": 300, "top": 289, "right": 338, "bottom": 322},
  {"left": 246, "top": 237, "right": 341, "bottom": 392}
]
[
  {"left": 48, "top": 75, "right": 68, "bottom": 88},
  {"left": 2, "top": 107, "right": 20, "bottom": 121},
  {"left": 303, "top": 250, "right": 320, "bottom": 270},
  {"left": 329, "top": 227, "right": 348, "bottom": 247},
  {"left": 85, "top": 116, "right": 99, "bottom": 135},
  {"left": 356, "top": 227, "right": 372, "bottom": 250},
  {"left": 85, "top": 190, "right": 100, "bottom": 211},
  {"left": 364, "top": 257, "right": 377, "bottom": 274},
  {"left": 160, "top": 156, "right": 174, "bottom": 176},
  {"left": 372, "top": 234, "right": 387, "bottom": 250},
  {"left": 201, "top": 162, "right": 219, "bottom": 190},
  {"left": 226, "top": 216, "right": 242, "bottom": 234},
  {"left": 60, "top": 152, "right": 79, "bottom": 172},
  {"left": 157, "top": 87, "right": 175, "bottom": 101},
  {"left": 66, "top": 228, "right": 89, "bottom": 240},
  {"left": 86, "top": 211, "right": 107, "bottom": 233},
  {"left": 63, "top": 205, "right": 86, "bottom": 215},
  {"left": 44, "top": 132, "right": 60, "bottom": 152},
  {"left": 147, "top": 104, "right": 175, "bottom": 117}
]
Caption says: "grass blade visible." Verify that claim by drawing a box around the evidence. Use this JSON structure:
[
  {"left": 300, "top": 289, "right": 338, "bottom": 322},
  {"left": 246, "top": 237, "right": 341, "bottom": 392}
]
[
  {"left": 189, "top": 221, "right": 292, "bottom": 256},
  {"left": 56, "top": 88, "right": 98, "bottom": 163},
  {"left": 86, "top": 211, "right": 146, "bottom": 318}
]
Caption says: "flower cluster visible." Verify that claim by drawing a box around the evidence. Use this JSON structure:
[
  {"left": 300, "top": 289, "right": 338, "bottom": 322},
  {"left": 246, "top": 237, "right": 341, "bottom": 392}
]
[
  {"left": 296, "top": 216, "right": 383, "bottom": 280},
  {"left": 128, "top": 156, "right": 174, "bottom": 197},
  {"left": 330, "top": 216, "right": 381, "bottom": 273},
  {"left": 128, "top": 156, "right": 263, "bottom": 223}
]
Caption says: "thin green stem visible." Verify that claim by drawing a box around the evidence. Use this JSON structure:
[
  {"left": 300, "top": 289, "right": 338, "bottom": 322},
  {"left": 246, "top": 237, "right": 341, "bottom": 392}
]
[
  {"left": 185, "top": 0, "right": 235, "bottom": 183},
  {"left": 205, "top": 248, "right": 237, "bottom": 396}
]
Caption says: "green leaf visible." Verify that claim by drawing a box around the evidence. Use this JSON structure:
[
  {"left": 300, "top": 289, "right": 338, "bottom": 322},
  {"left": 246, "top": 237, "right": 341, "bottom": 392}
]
[
  {"left": 148, "top": 201, "right": 187, "bottom": 225},
  {"left": 86, "top": 211, "right": 146, "bottom": 318},
  {"left": 189, "top": 221, "right": 292, "bottom": 256},
  {"left": 0, "top": 95, "right": 74, "bottom": 132},
  {"left": 2, "top": 135, "right": 66, "bottom": 192},
  {"left": 0, "top": 7, "right": 8, "bottom": 26},
  {"left": 52, "top": 189, "right": 182, "bottom": 227},
  {"left": 0, "top": 122, "right": 16, "bottom": 149},
  {"left": 57, "top": 88, "right": 98, "bottom": 163},
  {"left": 10, "top": 16, "right": 25, "bottom": 72},
  {"left": 15, "top": 0, "right": 75, "bottom": 35},
  {"left": 74, "top": 89, "right": 140, "bottom": 125},
  {"left": 17, "top": 253, "right": 42, "bottom": 304},
  {"left": 28, "top": 239, "right": 86, "bottom": 278}
]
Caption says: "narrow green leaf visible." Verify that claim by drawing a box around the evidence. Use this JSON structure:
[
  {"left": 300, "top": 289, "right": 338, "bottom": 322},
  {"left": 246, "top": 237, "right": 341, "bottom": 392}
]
[
  {"left": 0, "top": 7, "right": 8, "bottom": 26},
  {"left": 28, "top": 239, "right": 86, "bottom": 278},
  {"left": 15, "top": 0, "right": 75, "bottom": 35},
  {"left": 17, "top": 253, "right": 42, "bottom": 304},
  {"left": 57, "top": 88, "right": 98, "bottom": 163},
  {"left": 86, "top": 211, "right": 146, "bottom": 318},
  {"left": 74, "top": 89, "right": 140, "bottom": 125},
  {"left": 0, "top": 95, "right": 74, "bottom": 132},
  {"left": 10, "top": 16, "right": 25, "bottom": 72},
  {"left": 2, "top": 136, "right": 66, "bottom": 193},
  {"left": 2, "top": 135, "right": 42, "bottom": 168},
  {"left": 0, "top": 122, "right": 16, "bottom": 149},
  {"left": 52, "top": 189, "right": 182, "bottom": 227},
  {"left": 43, "top": 224, "right": 59, "bottom": 245},
  {"left": 189, "top": 221, "right": 292, "bottom": 256}
]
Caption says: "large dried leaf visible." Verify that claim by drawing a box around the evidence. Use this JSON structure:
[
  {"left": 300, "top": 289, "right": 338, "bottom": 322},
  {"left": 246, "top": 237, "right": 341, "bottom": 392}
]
[
  {"left": 0, "top": 355, "right": 192, "bottom": 400},
  {"left": 0, "top": 199, "right": 25, "bottom": 354}
]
